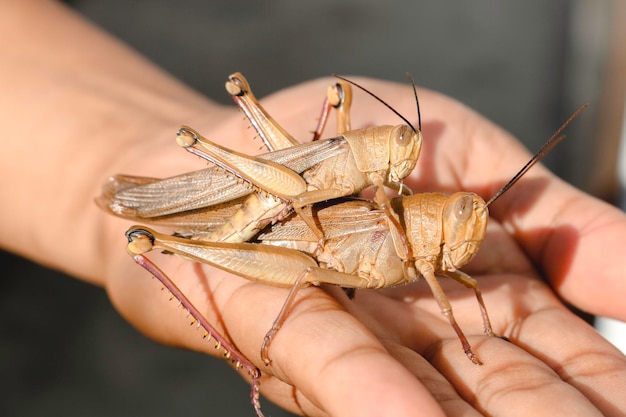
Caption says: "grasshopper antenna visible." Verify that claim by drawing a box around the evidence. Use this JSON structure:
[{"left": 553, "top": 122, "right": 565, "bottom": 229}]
[
  {"left": 406, "top": 72, "right": 422, "bottom": 132},
  {"left": 484, "top": 104, "right": 589, "bottom": 208},
  {"left": 333, "top": 74, "right": 419, "bottom": 133}
]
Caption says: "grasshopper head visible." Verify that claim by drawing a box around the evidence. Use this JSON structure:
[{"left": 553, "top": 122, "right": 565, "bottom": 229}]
[
  {"left": 438, "top": 105, "right": 588, "bottom": 270},
  {"left": 441, "top": 192, "right": 488, "bottom": 270},
  {"left": 388, "top": 124, "right": 422, "bottom": 183}
]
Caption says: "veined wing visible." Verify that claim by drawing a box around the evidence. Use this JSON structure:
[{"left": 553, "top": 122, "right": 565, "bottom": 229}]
[
  {"left": 257, "top": 198, "right": 387, "bottom": 244},
  {"left": 99, "top": 137, "right": 345, "bottom": 218}
]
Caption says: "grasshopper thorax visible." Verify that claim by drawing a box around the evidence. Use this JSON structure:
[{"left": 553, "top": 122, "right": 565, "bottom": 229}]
[{"left": 441, "top": 192, "right": 488, "bottom": 271}]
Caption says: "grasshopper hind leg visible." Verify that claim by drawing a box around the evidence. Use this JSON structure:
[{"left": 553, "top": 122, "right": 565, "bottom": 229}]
[
  {"left": 311, "top": 79, "right": 352, "bottom": 141},
  {"left": 125, "top": 228, "right": 266, "bottom": 417}
]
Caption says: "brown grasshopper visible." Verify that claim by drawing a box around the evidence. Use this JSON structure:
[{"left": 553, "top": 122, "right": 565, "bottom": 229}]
[
  {"left": 124, "top": 104, "right": 587, "bottom": 372},
  {"left": 101, "top": 73, "right": 422, "bottom": 260}
]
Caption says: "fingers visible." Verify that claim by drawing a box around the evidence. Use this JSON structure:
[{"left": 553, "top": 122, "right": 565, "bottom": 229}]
[
  {"left": 106, "top": 255, "right": 443, "bottom": 417},
  {"left": 225, "top": 278, "right": 447, "bottom": 417},
  {"left": 352, "top": 258, "right": 625, "bottom": 417},
  {"left": 515, "top": 184, "right": 626, "bottom": 319},
  {"left": 432, "top": 335, "right": 606, "bottom": 417},
  {"left": 382, "top": 342, "right": 485, "bottom": 417},
  {"left": 419, "top": 277, "right": 626, "bottom": 417},
  {"left": 505, "top": 307, "right": 626, "bottom": 416}
]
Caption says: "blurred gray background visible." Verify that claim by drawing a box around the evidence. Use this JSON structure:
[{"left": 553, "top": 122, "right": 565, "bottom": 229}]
[{"left": 2, "top": 1, "right": 624, "bottom": 416}]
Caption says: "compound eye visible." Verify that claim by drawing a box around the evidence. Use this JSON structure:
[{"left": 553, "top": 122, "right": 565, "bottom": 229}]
[
  {"left": 394, "top": 126, "right": 410, "bottom": 146},
  {"left": 453, "top": 195, "right": 473, "bottom": 222}
]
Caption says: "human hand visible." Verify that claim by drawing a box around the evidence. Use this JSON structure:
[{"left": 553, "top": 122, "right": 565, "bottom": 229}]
[
  {"left": 6, "top": 2, "right": 621, "bottom": 415},
  {"left": 101, "top": 77, "right": 626, "bottom": 417}
]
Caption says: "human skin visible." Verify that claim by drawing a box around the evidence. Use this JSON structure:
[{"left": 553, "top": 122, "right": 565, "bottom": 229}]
[{"left": 1, "top": 1, "right": 626, "bottom": 416}]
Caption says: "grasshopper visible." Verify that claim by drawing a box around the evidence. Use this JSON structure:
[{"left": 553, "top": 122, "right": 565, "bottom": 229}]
[
  {"left": 100, "top": 74, "right": 422, "bottom": 262},
  {"left": 124, "top": 104, "right": 587, "bottom": 372}
]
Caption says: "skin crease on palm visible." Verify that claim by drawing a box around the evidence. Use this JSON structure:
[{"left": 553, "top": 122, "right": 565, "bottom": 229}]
[{"left": 2, "top": 1, "right": 626, "bottom": 416}]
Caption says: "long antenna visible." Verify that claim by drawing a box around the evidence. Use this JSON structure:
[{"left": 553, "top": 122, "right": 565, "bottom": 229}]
[
  {"left": 406, "top": 72, "right": 422, "bottom": 132},
  {"left": 333, "top": 74, "right": 418, "bottom": 133},
  {"left": 484, "top": 104, "right": 589, "bottom": 208}
]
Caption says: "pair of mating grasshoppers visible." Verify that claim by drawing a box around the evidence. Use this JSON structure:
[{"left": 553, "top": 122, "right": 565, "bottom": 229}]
[{"left": 99, "top": 73, "right": 585, "bottom": 417}]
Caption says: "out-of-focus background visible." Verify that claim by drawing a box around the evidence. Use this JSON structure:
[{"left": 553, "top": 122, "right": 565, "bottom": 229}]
[{"left": 2, "top": 1, "right": 625, "bottom": 416}]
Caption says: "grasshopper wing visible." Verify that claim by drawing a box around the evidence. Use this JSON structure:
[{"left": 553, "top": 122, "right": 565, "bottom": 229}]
[
  {"left": 99, "top": 137, "right": 346, "bottom": 218},
  {"left": 257, "top": 198, "right": 387, "bottom": 245}
]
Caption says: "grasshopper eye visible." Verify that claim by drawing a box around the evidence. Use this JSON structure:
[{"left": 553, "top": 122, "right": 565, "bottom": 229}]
[
  {"left": 453, "top": 195, "right": 473, "bottom": 222},
  {"left": 393, "top": 125, "right": 411, "bottom": 146}
]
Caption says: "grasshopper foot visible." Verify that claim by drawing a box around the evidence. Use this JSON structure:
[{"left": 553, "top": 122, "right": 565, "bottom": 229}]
[
  {"left": 466, "top": 347, "right": 483, "bottom": 366},
  {"left": 261, "top": 331, "right": 276, "bottom": 366}
]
